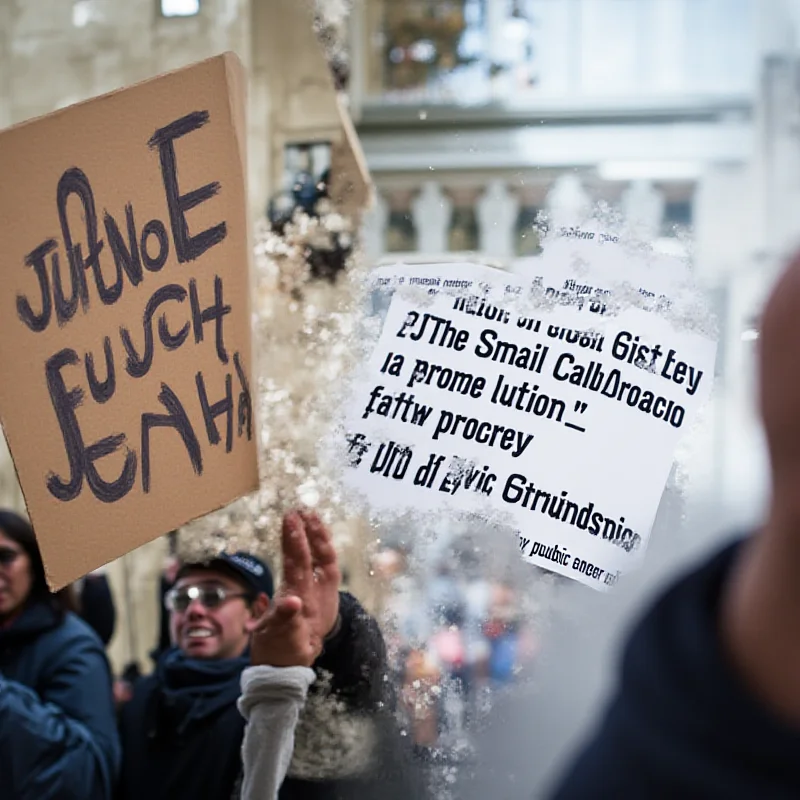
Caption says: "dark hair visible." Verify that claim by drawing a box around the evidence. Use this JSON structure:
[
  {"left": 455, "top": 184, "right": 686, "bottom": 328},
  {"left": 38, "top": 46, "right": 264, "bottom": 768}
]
[{"left": 0, "top": 509, "right": 78, "bottom": 617}]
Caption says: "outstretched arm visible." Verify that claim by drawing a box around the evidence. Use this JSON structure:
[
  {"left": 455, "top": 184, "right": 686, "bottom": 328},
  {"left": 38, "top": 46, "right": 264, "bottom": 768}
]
[
  {"left": 720, "top": 251, "right": 800, "bottom": 726},
  {"left": 238, "top": 663, "right": 316, "bottom": 800},
  {"left": 278, "top": 510, "right": 390, "bottom": 710}
]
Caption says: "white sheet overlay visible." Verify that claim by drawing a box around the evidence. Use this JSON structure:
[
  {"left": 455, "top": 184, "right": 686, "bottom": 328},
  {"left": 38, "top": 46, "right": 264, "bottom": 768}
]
[{"left": 338, "top": 242, "right": 716, "bottom": 590}]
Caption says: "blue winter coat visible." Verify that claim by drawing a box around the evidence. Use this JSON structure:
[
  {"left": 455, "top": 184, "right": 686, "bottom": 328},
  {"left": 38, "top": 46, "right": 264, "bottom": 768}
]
[{"left": 0, "top": 600, "right": 121, "bottom": 799}]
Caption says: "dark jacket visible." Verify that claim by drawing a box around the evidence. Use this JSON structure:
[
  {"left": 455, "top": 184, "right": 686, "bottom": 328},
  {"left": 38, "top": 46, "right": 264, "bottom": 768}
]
[
  {"left": 80, "top": 574, "right": 117, "bottom": 647},
  {"left": 152, "top": 573, "right": 174, "bottom": 663},
  {"left": 119, "top": 592, "right": 426, "bottom": 800},
  {"left": 551, "top": 540, "right": 800, "bottom": 799},
  {"left": 0, "top": 600, "right": 121, "bottom": 800}
]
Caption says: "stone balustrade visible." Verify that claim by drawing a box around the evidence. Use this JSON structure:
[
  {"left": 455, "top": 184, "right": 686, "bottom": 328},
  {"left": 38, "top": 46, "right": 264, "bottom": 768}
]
[{"left": 362, "top": 173, "right": 692, "bottom": 264}]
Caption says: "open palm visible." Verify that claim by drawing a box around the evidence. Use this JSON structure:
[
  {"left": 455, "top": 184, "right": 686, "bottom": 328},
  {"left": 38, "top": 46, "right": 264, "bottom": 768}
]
[{"left": 280, "top": 510, "right": 341, "bottom": 653}]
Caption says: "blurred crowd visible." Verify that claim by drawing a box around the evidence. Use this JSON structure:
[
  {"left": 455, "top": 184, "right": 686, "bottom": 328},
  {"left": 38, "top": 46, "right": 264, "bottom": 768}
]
[
  {"left": 66, "top": 518, "right": 540, "bottom": 768},
  {"left": 371, "top": 533, "right": 538, "bottom": 762},
  {"left": 0, "top": 500, "right": 542, "bottom": 799},
  {"left": 0, "top": 508, "right": 431, "bottom": 799}
]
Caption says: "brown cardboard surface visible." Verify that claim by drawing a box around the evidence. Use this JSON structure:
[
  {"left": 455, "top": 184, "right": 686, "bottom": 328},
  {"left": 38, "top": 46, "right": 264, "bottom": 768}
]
[
  {"left": 253, "top": 0, "right": 372, "bottom": 218},
  {"left": 0, "top": 53, "right": 259, "bottom": 590},
  {"left": 330, "top": 93, "right": 373, "bottom": 218}
]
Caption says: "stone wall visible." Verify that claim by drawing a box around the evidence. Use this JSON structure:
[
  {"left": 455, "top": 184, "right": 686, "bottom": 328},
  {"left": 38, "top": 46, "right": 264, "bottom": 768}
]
[
  {"left": 0, "top": 0, "right": 260, "bottom": 210},
  {"left": 0, "top": 0, "right": 250, "bottom": 118}
]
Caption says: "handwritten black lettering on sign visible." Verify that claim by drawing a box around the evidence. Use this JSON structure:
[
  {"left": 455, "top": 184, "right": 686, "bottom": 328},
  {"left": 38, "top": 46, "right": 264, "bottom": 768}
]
[{"left": 15, "top": 110, "right": 253, "bottom": 505}]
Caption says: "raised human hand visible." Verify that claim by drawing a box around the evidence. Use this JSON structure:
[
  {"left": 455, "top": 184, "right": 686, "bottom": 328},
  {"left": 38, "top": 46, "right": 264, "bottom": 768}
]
[
  {"left": 250, "top": 594, "right": 318, "bottom": 668},
  {"left": 280, "top": 510, "right": 341, "bottom": 656}
]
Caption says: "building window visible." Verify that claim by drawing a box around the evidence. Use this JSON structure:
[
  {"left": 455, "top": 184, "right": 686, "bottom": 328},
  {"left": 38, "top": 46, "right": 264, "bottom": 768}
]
[
  {"left": 363, "top": 0, "right": 756, "bottom": 107},
  {"left": 372, "top": 0, "right": 540, "bottom": 106},
  {"left": 515, "top": 205, "right": 543, "bottom": 257},
  {"left": 267, "top": 143, "right": 332, "bottom": 224},
  {"left": 160, "top": 0, "right": 200, "bottom": 17},
  {"left": 72, "top": 1, "right": 93, "bottom": 28},
  {"left": 386, "top": 211, "right": 418, "bottom": 253},
  {"left": 661, "top": 200, "right": 692, "bottom": 238},
  {"left": 449, "top": 206, "right": 479, "bottom": 252}
]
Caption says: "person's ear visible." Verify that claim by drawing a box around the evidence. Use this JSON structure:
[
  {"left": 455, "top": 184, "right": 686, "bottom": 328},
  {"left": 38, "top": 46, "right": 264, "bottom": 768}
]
[{"left": 245, "top": 593, "right": 270, "bottom": 631}]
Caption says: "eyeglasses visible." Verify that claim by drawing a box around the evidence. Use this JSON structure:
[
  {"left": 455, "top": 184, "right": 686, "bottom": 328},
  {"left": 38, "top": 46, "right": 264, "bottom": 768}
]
[
  {"left": 0, "top": 547, "right": 20, "bottom": 567},
  {"left": 164, "top": 585, "right": 252, "bottom": 613}
]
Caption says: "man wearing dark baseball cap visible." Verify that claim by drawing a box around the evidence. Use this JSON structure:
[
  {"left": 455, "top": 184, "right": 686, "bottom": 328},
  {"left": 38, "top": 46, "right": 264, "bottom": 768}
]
[
  {"left": 118, "top": 511, "right": 425, "bottom": 800},
  {"left": 176, "top": 550, "right": 276, "bottom": 602},
  {"left": 163, "top": 551, "right": 277, "bottom": 662}
]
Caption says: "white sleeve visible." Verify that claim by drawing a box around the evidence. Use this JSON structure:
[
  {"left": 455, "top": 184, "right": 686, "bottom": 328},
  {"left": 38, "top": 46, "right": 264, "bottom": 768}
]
[{"left": 237, "top": 665, "right": 317, "bottom": 800}]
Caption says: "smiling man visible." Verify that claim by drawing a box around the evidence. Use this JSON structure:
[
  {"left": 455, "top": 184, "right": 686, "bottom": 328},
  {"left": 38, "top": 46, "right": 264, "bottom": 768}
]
[
  {"left": 118, "top": 511, "right": 425, "bottom": 800},
  {"left": 170, "top": 552, "right": 273, "bottom": 661}
]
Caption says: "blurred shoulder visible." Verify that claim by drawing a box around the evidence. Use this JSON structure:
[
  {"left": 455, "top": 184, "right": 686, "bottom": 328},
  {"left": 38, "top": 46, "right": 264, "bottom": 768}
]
[
  {"left": 29, "top": 612, "right": 107, "bottom": 672},
  {"left": 56, "top": 611, "right": 106, "bottom": 650}
]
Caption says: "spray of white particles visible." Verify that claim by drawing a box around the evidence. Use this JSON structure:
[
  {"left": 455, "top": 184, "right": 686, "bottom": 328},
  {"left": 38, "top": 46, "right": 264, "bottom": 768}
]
[{"left": 178, "top": 170, "right": 715, "bottom": 798}]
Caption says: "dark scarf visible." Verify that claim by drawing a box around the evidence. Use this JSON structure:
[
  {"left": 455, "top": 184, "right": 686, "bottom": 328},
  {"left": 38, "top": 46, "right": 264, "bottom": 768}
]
[{"left": 154, "top": 647, "right": 249, "bottom": 735}]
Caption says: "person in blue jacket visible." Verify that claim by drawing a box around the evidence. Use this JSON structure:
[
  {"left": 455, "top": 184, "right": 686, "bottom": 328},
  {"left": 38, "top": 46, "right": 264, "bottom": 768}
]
[{"left": 0, "top": 509, "right": 120, "bottom": 799}]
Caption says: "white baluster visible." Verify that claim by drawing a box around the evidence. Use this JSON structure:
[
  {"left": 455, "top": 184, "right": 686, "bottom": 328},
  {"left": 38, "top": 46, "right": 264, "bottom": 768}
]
[
  {"left": 412, "top": 181, "right": 452, "bottom": 255},
  {"left": 621, "top": 180, "right": 665, "bottom": 242},
  {"left": 361, "top": 188, "right": 389, "bottom": 262},
  {"left": 476, "top": 180, "right": 519, "bottom": 259},
  {"left": 545, "top": 174, "right": 591, "bottom": 228}
]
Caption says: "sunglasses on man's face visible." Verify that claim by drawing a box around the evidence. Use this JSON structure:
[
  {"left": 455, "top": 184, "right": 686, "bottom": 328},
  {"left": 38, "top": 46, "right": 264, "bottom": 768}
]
[
  {"left": 0, "top": 547, "right": 20, "bottom": 567},
  {"left": 164, "top": 585, "right": 252, "bottom": 613}
]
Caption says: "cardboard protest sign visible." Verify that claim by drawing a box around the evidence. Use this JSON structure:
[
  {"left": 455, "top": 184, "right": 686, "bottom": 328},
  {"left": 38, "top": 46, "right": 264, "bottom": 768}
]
[
  {"left": 0, "top": 53, "right": 258, "bottom": 589},
  {"left": 340, "top": 255, "right": 716, "bottom": 590}
]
